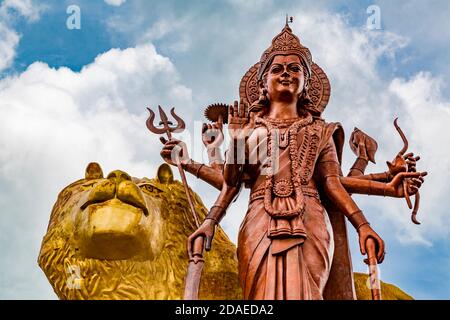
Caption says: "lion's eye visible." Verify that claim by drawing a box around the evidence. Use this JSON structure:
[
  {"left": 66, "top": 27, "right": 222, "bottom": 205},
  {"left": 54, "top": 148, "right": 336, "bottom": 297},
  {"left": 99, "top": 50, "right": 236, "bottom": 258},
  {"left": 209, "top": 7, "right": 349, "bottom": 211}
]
[
  {"left": 139, "top": 183, "right": 162, "bottom": 194},
  {"left": 81, "top": 182, "right": 97, "bottom": 190},
  {"left": 142, "top": 185, "right": 153, "bottom": 192}
]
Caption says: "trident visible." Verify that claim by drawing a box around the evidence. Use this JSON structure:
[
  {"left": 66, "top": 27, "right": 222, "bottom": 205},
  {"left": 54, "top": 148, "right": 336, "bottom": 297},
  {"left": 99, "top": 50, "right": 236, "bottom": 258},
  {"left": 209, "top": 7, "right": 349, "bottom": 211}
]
[{"left": 146, "top": 106, "right": 200, "bottom": 228}]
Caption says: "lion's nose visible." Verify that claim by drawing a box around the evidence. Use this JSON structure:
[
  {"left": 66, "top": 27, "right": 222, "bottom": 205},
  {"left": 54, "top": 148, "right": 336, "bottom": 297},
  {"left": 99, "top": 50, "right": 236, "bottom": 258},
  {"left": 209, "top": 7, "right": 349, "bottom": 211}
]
[{"left": 107, "top": 170, "right": 132, "bottom": 184}]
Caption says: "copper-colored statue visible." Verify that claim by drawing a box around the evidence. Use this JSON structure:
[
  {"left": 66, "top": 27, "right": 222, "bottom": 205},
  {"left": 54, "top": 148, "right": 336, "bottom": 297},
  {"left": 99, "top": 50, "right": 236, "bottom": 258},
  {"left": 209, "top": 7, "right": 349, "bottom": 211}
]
[{"left": 159, "top": 19, "right": 427, "bottom": 300}]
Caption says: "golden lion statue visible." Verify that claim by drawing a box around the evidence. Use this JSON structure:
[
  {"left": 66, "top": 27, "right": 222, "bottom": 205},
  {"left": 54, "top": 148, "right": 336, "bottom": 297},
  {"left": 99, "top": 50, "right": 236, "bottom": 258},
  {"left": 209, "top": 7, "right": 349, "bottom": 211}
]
[{"left": 38, "top": 162, "right": 241, "bottom": 300}]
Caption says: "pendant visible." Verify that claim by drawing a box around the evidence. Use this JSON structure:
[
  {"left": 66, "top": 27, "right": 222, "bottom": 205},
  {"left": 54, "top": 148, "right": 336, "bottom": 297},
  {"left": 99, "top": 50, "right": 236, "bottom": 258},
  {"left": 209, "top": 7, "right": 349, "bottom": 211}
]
[
  {"left": 273, "top": 179, "right": 294, "bottom": 197},
  {"left": 279, "top": 130, "right": 289, "bottom": 149}
]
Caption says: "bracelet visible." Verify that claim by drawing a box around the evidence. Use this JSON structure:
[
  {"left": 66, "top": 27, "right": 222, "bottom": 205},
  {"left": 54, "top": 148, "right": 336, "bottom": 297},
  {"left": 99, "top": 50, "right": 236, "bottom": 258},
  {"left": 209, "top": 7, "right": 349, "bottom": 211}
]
[
  {"left": 205, "top": 217, "right": 219, "bottom": 225},
  {"left": 385, "top": 171, "right": 393, "bottom": 181},
  {"left": 206, "top": 205, "right": 226, "bottom": 224},
  {"left": 347, "top": 209, "right": 369, "bottom": 231},
  {"left": 356, "top": 221, "right": 370, "bottom": 231},
  {"left": 195, "top": 164, "right": 205, "bottom": 178},
  {"left": 357, "top": 155, "right": 369, "bottom": 162},
  {"left": 350, "top": 157, "right": 368, "bottom": 175},
  {"left": 350, "top": 166, "right": 364, "bottom": 175},
  {"left": 347, "top": 209, "right": 363, "bottom": 219}
]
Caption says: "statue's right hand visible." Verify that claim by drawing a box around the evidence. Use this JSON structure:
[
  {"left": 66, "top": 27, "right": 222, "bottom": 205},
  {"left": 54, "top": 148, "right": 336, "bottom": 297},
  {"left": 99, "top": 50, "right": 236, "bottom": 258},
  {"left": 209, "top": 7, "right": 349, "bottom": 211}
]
[
  {"left": 160, "top": 138, "right": 190, "bottom": 166},
  {"left": 187, "top": 219, "right": 216, "bottom": 259},
  {"left": 228, "top": 99, "right": 251, "bottom": 140}
]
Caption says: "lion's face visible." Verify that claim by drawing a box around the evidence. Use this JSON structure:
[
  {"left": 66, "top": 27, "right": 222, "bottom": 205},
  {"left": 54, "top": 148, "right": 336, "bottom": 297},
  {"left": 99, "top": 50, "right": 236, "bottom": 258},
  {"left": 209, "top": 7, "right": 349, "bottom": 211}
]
[
  {"left": 38, "top": 162, "right": 242, "bottom": 300},
  {"left": 49, "top": 163, "right": 168, "bottom": 262}
]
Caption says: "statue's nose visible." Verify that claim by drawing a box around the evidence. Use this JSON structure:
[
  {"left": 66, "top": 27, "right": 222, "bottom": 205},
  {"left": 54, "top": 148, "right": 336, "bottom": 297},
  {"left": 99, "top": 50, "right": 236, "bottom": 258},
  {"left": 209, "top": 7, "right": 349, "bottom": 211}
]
[{"left": 107, "top": 170, "right": 132, "bottom": 184}]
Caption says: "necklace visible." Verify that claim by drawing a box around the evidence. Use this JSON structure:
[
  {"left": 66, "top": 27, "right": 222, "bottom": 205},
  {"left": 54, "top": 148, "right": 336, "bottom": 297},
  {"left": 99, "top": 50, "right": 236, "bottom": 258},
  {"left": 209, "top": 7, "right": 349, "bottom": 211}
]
[{"left": 256, "top": 113, "right": 313, "bottom": 218}]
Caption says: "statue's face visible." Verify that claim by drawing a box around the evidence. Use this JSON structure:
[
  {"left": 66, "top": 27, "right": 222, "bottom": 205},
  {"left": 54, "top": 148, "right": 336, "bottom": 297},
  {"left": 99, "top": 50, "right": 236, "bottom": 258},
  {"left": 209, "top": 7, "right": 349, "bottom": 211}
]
[{"left": 265, "top": 54, "right": 305, "bottom": 102}]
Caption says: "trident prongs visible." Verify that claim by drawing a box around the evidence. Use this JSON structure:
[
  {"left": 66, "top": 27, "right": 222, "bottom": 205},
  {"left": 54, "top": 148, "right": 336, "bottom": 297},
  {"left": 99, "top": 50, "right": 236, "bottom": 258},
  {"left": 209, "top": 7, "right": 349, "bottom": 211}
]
[{"left": 146, "top": 105, "right": 186, "bottom": 140}]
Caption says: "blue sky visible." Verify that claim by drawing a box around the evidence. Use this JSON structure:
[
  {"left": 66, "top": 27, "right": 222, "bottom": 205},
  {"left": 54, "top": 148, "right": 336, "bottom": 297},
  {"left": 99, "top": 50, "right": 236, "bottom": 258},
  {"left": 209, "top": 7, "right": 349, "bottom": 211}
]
[{"left": 1, "top": 0, "right": 450, "bottom": 300}]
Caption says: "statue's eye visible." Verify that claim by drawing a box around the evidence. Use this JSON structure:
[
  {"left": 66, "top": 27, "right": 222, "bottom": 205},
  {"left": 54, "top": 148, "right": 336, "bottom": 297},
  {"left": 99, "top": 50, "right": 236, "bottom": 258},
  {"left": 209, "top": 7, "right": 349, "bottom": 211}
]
[
  {"left": 271, "top": 66, "right": 282, "bottom": 73},
  {"left": 289, "top": 65, "right": 301, "bottom": 72}
]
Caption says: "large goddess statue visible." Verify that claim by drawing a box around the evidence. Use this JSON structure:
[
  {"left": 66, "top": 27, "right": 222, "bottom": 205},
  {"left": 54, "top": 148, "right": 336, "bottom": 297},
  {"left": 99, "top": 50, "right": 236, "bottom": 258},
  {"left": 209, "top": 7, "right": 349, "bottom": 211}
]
[{"left": 160, "top": 21, "right": 426, "bottom": 300}]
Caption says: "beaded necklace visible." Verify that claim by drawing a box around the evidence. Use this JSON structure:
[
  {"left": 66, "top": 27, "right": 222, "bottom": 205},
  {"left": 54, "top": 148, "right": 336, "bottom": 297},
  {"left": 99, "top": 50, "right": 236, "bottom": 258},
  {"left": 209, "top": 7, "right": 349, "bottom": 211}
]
[{"left": 256, "top": 113, "right": 313, "bottom": 218}]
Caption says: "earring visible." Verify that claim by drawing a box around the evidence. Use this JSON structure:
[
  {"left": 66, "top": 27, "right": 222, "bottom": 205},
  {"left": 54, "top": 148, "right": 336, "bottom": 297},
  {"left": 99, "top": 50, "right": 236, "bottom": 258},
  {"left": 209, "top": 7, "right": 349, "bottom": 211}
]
[{"left": 300, "top": 81, "right": 311, "bottom": 104}]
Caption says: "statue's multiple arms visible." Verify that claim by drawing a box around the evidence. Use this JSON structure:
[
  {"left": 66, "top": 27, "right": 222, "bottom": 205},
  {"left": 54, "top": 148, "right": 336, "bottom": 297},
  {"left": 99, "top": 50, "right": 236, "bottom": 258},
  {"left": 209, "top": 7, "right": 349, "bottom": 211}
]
[
  {"left": 345, "top": 127, "right": 423, "bottom": 194},
  {"left": 186, "top": 100, "right": 251, "bottom": 257},
  {"left": 340, "top": 172, "right": 426, "bottom": 197}
]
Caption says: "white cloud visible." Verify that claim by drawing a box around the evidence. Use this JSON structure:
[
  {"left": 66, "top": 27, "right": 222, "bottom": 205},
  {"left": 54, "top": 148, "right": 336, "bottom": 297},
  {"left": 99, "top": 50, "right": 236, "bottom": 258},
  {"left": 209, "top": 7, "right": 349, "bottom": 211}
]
[
  {"left": 0, "top": 0, "right": 44, "bottom": 22},
  {"left": 0, "top": 44, "right": 193, "bottom": 298},
  {"left": 0, "top": 23, "right": 20, "bottom": 73},
  {"left": 104, "top": 0, "right": 127, "bottom": 7},
  {"left": 0, "top": 0, "right": 45, "bottom": 73}
]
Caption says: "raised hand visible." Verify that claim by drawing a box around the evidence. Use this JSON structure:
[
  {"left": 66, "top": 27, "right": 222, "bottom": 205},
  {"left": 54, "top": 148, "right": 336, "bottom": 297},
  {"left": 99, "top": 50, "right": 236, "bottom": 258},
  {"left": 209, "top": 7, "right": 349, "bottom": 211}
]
[
  {"left": 202, "top": 115, "right": 224, "bottom": 149},
  {"left": 349, "top": 127, "right": 378, "bottom": 163},
  {"left": 228, "top": 99, "right": 251, "bottom": 140}
]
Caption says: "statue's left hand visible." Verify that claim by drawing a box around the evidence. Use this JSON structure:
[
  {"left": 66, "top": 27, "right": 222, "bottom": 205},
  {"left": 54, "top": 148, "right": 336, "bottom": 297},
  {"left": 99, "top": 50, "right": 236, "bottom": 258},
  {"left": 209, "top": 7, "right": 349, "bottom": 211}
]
[
  {"left": 349, "top": 127, "right": 378, "bottom": 163},
  {"left": 358, "top": 224, "right": 385, "bottom": 264},
  {"left": 403, "top": 152, "right": 420, "bottom": 173},
  {"left": 386, "top": 171, "right": 427, "bottom": 198}
]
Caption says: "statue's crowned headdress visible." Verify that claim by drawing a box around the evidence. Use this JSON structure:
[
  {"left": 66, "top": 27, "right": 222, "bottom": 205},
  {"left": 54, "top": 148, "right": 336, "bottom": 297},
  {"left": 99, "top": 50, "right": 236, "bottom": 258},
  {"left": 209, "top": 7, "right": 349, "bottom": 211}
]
[
  {"left": 239, "top": 18, "right": 331, "bottom": 116},
  {"left": 257, "top": 20, "right": 312, "bottom": 80}
]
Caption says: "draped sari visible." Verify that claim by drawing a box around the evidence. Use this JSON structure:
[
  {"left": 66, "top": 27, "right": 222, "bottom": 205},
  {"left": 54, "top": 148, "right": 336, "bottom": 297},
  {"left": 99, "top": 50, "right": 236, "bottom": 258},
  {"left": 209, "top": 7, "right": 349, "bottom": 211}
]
[{"left": 237, "top": 117, "right": 350, "bottom": 300}]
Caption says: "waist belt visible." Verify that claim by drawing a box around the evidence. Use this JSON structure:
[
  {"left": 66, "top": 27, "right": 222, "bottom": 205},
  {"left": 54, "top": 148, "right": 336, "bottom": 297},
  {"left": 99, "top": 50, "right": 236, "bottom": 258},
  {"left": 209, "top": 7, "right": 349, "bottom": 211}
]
[{"left": 250, "top": 186, "right": 320, "bottom": 203}]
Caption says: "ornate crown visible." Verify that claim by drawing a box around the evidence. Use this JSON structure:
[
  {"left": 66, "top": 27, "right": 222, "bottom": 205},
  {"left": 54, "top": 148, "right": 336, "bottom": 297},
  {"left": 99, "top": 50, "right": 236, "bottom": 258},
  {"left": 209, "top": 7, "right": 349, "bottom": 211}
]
[
  {"left": 257, "top": 21, "right": 313, "bottom": 80},
  {"left": 240, "top": 20, "right": 331, "bottom": 116}
]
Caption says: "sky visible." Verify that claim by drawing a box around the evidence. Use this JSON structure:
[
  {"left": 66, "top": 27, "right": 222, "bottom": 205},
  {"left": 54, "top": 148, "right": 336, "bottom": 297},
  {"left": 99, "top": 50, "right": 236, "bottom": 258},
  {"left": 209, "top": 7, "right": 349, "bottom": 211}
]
[{"left": 0, "top": 0, "right": 450, "bottom": 300}]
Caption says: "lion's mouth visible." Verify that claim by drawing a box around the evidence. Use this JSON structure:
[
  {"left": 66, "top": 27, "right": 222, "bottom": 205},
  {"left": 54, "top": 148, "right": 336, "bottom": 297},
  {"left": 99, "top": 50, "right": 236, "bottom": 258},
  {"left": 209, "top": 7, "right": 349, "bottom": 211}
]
[
  {"left": 76, "top": 199, "right": 152, "bottom": 260},
  {"left": 75, "top": 179, "right": 152, "bottom": 260},
  {"left": 79, "top": 179, "right": 149, "bottom": 216}
]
